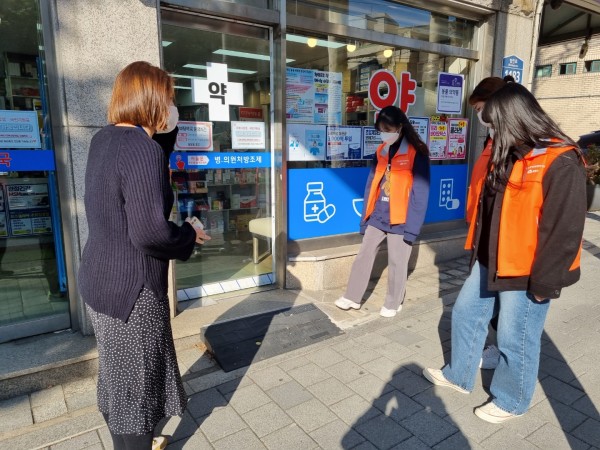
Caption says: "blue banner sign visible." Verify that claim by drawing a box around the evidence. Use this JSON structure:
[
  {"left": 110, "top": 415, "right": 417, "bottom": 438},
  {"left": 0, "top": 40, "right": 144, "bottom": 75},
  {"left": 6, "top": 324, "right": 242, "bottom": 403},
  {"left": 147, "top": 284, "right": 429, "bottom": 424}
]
[
  {"left": 424, "top": 164, "right": 468, "bottom": 223},
  {"left": 288, "top": 167, "right": 370, "bottom": 240},
  {"left": 170, "top": 151, "right": 271, "bottom": 170},
  {"left": 502, "top": 55, "right": 524, "bottom": 84},
  {"left": 0, "top": 150, "right": 55, "bottom": 172}
]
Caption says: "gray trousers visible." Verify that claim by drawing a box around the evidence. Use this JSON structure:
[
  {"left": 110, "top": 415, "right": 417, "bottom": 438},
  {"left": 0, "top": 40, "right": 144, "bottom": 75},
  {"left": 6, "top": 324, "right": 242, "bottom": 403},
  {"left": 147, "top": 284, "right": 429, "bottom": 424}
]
[{"left": 344, "top": 225, "right": 412, "bottom": 309}]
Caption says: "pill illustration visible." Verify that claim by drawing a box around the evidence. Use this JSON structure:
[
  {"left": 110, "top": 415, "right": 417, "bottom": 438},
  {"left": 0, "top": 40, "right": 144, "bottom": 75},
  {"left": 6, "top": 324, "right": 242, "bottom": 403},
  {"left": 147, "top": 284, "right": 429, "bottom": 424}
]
[{"left": 317, "top": 204, "right": 336, "bottom": 223}]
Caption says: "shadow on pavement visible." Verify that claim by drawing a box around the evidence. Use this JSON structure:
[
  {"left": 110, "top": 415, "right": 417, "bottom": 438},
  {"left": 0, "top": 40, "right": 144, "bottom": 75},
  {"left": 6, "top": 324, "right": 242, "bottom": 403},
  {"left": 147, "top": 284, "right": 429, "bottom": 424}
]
[{"left": 342, "top": 363, "right": 470, "bottom": 449}]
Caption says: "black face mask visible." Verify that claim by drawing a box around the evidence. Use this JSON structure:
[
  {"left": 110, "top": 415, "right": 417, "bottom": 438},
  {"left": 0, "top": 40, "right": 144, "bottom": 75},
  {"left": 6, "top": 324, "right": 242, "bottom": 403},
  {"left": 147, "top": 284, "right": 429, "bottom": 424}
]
[{"left": 152, "top": 126, "right": 179, "bottom": 157}]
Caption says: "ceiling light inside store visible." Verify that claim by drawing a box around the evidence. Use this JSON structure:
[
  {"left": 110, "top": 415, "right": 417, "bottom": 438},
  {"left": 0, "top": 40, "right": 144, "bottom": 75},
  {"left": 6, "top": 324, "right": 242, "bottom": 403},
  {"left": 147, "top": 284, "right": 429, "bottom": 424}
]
[
  {"left": 287, "top": 34, "right": 346, "bottom": 49},
  {"left": 347, "top": 43, "right": 357, "bottom": 52},
  {"left": 383, "top": 49, "right": 393, "bottom": 58},
  {"left": 182, "top": 64, "right": 256, "bottom": 74},
  {"left": 172, "top": 74, "right": 207, "bottom": 80},
  {"left": 174, "top": 86, "right": 192, "bottom": 90},
  {"left": 213, "top": 49, "right": 294, "bottom": 63},
  {"left": 162, "top": 41, "right": 173, "bottom": 47}
]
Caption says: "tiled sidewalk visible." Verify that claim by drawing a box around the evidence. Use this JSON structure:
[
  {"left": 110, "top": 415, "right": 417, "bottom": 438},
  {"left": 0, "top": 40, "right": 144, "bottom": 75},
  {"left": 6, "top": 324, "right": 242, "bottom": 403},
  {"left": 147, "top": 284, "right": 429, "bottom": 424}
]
[{"left": 1, "top": 214, "right": 600, "bottom": 449}]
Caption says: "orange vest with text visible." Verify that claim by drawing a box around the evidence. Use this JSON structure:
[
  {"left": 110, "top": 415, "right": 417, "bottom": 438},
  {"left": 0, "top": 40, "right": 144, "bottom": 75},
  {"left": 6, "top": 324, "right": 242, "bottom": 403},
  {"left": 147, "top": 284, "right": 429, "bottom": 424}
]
[
  {"left": 464, "top": 144, "right": 581, "bottom": 277},
  {"left": 465, "top": 139, "right": 492, "bottom": 228},
  {"left": 364, "top": 141, "right": 417, "bottom": 225}
]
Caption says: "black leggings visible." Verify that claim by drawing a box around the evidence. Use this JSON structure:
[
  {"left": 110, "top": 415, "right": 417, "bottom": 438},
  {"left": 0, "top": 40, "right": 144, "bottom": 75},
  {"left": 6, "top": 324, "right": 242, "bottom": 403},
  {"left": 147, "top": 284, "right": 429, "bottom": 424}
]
[{"left": 102, "top": 413, "right": 154, "bottom": 450}]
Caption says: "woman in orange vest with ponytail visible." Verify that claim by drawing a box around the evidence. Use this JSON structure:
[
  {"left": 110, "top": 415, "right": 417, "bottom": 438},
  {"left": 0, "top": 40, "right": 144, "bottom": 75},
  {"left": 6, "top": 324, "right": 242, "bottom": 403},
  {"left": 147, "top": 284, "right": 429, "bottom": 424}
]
[
  {"left": 423, "top": 83, "right": 586, "bottom": 423},
  {"left": 335, "top": 105, "right": 430, "bottom": 317}
]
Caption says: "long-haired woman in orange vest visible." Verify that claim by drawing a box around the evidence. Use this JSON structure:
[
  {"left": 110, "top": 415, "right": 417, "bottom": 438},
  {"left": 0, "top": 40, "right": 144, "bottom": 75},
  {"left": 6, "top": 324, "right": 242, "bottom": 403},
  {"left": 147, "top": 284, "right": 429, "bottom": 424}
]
[
  {"left": 467, "top": 75, "right": 514, "bottom": 371},
  {"left": 334, "top": 105, "right": 430, "bottom": 317},
  {"left": 423, "top": 83, "right": 587, "bottom": 423}
]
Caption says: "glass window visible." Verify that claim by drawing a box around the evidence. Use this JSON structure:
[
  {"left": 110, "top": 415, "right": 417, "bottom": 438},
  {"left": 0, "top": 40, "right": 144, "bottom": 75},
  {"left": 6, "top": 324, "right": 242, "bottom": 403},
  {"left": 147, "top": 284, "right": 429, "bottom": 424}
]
[
  {"left": 559, "top": 62, "right": 577, "bottom": 75},
  {"left": 0, "top": 0, "right": 69, "bottom": 342},
  {"left": 585, "top": 60, "right": 600, "bottom": 73},
  {"left": 288, "top": 0, "right": 475, "bottom": 49},
  {"left": 161, "top": 16, "right": 274, "bottom": 298},
  {"left": 205, "top": 0, "right": 276, "bottom": 8},
  {"left": 535, "top": 65, "right": 552, "bottom": 78},
  {"left": 286, "top": 31, "right": 472, "bottom": 169}
]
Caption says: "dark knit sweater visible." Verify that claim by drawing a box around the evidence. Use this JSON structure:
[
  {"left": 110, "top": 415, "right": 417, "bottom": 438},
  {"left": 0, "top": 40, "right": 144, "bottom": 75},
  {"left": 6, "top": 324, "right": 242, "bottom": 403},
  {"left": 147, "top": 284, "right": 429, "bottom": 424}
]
[{"left": 78, "top": 125, "right": 196, "bottom": 322}]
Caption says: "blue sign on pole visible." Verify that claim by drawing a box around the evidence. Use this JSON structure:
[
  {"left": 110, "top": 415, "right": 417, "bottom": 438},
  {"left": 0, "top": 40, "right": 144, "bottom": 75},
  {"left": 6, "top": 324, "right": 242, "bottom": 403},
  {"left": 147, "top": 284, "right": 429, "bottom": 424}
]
[{"left": 502, "top": 55, "right": 524, "bottom": 84}]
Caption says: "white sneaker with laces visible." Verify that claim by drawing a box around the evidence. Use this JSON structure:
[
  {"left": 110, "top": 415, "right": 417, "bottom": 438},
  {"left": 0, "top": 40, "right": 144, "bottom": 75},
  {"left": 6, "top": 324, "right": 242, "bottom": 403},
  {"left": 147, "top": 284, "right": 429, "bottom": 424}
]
[
  {"left": 475, "top": 401, "right": 523, "bottom": 424},
  {"left": 422, "top": 368, "right": 470, "bottom": 394},
  {"left": 334, "top": 297, "right": 361, "bottom": 310},
  {"left": 479, "top": 345, "right": 501, "bottom": 370},
  {"left": 380, "top": 304, "right": 403, "bottom": 318}
]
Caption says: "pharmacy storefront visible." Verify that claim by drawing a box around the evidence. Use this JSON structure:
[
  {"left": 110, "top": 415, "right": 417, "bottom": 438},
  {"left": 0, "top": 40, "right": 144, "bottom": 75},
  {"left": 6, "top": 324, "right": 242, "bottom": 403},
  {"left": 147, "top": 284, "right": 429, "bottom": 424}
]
[
  {"left": 1, "top": 0, "right": 538, "bottom": 340},
  {"left": 160, "top": 0, "right": 485, "bottom": 302}
]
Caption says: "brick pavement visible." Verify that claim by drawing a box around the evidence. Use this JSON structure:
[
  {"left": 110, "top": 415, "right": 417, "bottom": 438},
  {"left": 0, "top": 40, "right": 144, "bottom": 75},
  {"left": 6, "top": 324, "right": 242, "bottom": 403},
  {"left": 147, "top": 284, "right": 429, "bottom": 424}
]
[{"left": 1, "top": 213, "right": 599, "bottom": 449}]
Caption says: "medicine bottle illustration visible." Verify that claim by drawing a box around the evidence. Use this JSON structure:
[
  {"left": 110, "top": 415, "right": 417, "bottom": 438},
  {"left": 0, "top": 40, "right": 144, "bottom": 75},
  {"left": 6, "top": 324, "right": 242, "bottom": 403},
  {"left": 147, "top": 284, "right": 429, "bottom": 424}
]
[
  {"left": 304, "top": 182, "right": 326, "bottom": 222},
  {"left": 304, "top": 182, "right": 336, "bottom": 223}
]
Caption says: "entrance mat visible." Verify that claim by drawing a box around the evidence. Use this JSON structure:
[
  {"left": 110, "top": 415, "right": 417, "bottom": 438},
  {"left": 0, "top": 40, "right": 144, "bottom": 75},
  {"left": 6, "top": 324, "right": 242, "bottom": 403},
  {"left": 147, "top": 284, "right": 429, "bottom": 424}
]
[{"left": 202, "top": 303, "right": 343, "bottom": 372}]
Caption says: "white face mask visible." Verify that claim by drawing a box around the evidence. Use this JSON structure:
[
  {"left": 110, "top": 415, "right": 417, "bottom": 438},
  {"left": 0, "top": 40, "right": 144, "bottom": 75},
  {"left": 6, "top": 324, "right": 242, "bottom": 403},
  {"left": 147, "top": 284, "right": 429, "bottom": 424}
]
[
  {"left": 380, "top": 131, "right": 400, "bottom": 145},
  {"left": 156, "top": 105, "right": 179, "bottom": 134}
]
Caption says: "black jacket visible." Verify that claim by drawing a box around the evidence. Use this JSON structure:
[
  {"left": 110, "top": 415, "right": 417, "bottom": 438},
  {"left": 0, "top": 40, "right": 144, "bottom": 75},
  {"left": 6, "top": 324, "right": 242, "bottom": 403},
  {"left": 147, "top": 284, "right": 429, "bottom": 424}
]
[{"left": 470, "top": 145, "right": 587, "bottom": 299}]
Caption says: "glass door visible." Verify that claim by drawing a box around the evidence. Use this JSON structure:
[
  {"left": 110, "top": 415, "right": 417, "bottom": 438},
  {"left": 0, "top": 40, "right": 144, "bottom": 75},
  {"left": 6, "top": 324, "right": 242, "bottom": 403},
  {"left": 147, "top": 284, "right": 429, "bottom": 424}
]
[
  {"left": 161, "top": 11, "right": 274, "bottom": 301},
  {"left": 0, "top": 0, "right": 69, "bottom": 343}
]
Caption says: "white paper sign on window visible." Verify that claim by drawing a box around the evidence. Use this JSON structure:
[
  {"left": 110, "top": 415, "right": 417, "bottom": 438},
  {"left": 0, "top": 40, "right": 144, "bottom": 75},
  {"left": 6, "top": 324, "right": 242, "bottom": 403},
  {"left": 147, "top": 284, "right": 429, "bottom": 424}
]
[{"left": 231, "top": 121, "right": 265, "bottom": 150}]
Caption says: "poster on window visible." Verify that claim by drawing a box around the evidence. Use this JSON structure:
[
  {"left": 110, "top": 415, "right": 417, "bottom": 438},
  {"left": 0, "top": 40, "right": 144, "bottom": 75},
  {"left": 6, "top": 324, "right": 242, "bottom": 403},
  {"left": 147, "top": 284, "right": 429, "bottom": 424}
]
[
  {"left": 447, "top": 119, "right": 468, "bottom": 159},
  {"left": 286, "top": 68, "right": 342, "bottom": 125},
  {"left": 362, "top": 128, "right": 381, "bottom": 159},
  {"left": 288, "top": 124, "right": 326, "bottom": 161},
  {"left": 313, "top": 71, "right": 342, "bottom": 125},
  {"left": 0, "top": 110, "right": 42, "bottom": 149},
  {"left": 429, "top": 117, "right": 448, "bottom": 160},
  {"left": 175, "top": 121, "right": 213, "bottom": 151},
  {"left": 231, "top": 121, "right": 265, "bottom": 150},
  {"left": 31, "top": 210, "right": 53, "bottom": 234},
  {"left": 286, "top": 68, "right": 315, "bottom": 123},
  {"left": 6, "top": 184, "right": 49, "bottom": 210},
  {"left": 436, "top": 73, "right": 464, "bottom": 114},
  {"left": 408, "top": 117, "right": 430, "bottom": 146},
  {"left": 327, "top": 126, "right": 363, "bottom": 160},
  {"left": 9, "top": 211, "right": 32, "bottom": 236}
]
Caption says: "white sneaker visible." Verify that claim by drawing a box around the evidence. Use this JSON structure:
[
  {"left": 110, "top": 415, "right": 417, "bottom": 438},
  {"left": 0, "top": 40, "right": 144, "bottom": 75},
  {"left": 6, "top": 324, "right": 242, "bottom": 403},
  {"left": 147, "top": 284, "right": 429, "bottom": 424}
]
[
  {"left": 479, "top": 345, "right": 501, "bottom": 370},
  {"left": 474, "top": 401, "right": 523, "bottom": 424},
  {"left": 380, "top": 304, "right": 403, "bottom": 318},
  {"left": 422, "top": 368, "right": 470, "bottom": 394},
  {"left": 334, "top": 297, "right": 361, "bottom": 310}
]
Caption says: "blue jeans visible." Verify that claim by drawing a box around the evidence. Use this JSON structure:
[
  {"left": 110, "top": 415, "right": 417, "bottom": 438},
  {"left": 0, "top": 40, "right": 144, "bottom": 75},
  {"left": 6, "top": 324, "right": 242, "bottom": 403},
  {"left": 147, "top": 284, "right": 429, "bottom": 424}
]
[{"left": 442, "top": 261, "right": 550, "bottom": 415}]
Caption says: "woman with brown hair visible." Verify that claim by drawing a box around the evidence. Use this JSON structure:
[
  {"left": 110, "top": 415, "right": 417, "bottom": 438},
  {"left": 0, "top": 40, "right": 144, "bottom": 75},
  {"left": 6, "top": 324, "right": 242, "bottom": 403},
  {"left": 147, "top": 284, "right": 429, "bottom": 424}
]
[{"left": 79, "top": 61, "right": 209, "bottom": 449}]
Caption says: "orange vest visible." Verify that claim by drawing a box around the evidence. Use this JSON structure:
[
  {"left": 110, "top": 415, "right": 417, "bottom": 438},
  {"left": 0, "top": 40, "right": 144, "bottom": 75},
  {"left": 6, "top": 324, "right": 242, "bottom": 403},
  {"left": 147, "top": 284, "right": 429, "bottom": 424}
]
[
  {"left": 465, "top": 144, "right": 581, "bottom": 276},
  {"left": 465, "top": 139, "right": 492, "bottom": 227},
  {"left": 364, "top": 141, "right": 416, "bottom": 225}
]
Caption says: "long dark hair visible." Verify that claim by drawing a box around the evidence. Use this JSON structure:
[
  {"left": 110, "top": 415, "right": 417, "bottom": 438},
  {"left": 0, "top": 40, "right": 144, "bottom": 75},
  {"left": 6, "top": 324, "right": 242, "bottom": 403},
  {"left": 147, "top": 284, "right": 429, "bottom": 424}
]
[
  {"left": 375, "top": 105, "right": 429, "bottom": 156},
  {"left": 481, "top": 83, "right": 579, "bottom": 190}
]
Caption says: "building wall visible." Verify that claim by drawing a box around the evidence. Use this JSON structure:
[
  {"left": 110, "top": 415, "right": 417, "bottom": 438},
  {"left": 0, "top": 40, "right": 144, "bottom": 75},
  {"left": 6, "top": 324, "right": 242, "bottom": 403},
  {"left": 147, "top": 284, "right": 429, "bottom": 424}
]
[
  {"left": 532, "top": 35, "right": 600, "bottom": 139},
  {"left": 49, "top": 0, "right": 161, "bottom": 334}
]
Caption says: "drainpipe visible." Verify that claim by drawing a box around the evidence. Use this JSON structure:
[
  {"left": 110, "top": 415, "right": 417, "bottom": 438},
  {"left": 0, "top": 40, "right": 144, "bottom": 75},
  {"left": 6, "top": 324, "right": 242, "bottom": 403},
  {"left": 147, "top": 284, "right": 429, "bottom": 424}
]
[{"left": 527, "top": 0, "right": 545, "bottom": 89}]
